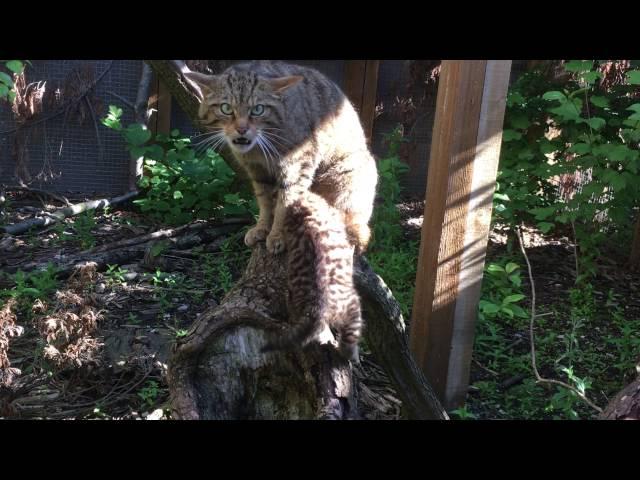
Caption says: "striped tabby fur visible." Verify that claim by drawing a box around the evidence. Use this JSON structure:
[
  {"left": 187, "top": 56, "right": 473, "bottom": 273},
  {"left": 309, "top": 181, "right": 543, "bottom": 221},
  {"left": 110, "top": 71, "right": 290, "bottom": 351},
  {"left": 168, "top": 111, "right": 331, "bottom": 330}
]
[{"left": 262, "top": 192, "right": 362, "bottom": 360}]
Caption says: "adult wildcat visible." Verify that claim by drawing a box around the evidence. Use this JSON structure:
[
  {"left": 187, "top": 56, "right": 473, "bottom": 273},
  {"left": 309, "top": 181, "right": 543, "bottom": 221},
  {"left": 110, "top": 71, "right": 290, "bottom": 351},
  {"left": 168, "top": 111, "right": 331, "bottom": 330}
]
[{"left": 185, "top": 60, "right": 378, "bottom": 254}]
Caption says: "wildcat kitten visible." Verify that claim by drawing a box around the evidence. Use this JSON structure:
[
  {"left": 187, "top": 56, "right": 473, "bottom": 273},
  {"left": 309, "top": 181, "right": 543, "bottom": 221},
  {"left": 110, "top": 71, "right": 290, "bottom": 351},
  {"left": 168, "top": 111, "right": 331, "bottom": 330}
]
[
  {"left": 261, "top": 192, "right": 363, "bottom": 360},
  {"left": 184, "top": 60, "right": 378, "bottom": 254}
]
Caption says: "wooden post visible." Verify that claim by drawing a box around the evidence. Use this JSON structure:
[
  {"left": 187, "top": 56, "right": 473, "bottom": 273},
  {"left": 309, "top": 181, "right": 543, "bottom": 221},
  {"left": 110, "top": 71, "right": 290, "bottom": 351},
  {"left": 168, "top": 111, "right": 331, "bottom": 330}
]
[
  {"left": 147, "top": 74, "right": 172, "bottom": 136},
  {"left": 408, "top": 60, "right": 512, "bottom": 410},
  {"left": 343, "top": 60, "right": 380, "bottom": 143}
]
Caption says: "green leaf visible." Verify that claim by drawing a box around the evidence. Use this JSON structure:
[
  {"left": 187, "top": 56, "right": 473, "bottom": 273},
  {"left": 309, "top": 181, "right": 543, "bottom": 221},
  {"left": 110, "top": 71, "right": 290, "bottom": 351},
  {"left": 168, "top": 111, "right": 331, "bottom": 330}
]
[
  {"left": 627, "top": 103, "right": 640, "bottom": 113},
  {"left": 537, "top": 222, "right": 554, "bottom": 234},
  {"left": 581, "top": 71, "right": 602, "bottom": 85},
  {"left": 0, "top": 84, "right": 8, "bottom": 97},
  {"left": 568, "top": 143, "right": 591, "bottom": 155},
  {"left": 480, "top": 302, "right": 501, "bottom": 314},
  {"left": 486, "top": 264, "right": 505, "bottom": 274},
  {"left": 542, "top": 91, "right": 567, "bottom": 102},
  {"left": 549, "top": 102, "right": 580, "bottom": 122},
  {"left": 502, "top": 129, "right": 522, "bottom": 142},
  {"left": 505, "top": 262, "right": 519, "bottom": 274},
  {"left": 626, "top": 70, "right": 640, "bottom": 85},
  {"left": 609, "top": 172, "right": 627, "bottom": 192},
  {"left": 124, "top": 124, "right": 152, "bottom": 147},
  {"left": 5, "top": 60, "right": 23, "bottom": 74},
  {"left": 0, "top": 71, "right": 13, "bottom": 86},
  {"left": 173, "top": 190, "right": 183, "bottom": 200},
  {"left": 589, "top": 95, "right": 609, "bottom": 108},
  {"left": 503, "top": 294, "right": 525, "bottom": 304},
  {"left": 508, "top": 274, "right": 522, "bottom": 287},
  {"left": 586, "top": 117, "right": 606, "bottom": 130},
  {"left": 564, "top": 60, "right": 593, "bottom": 73},
  {"left": 494, "top": 193, "right": 510, "bottom": 202},
  {"left": 530, "top": 206, "right": 557, "bottom": 221},
  {"left": 509, "top": 114, "right": 531, "bottom": 130}
]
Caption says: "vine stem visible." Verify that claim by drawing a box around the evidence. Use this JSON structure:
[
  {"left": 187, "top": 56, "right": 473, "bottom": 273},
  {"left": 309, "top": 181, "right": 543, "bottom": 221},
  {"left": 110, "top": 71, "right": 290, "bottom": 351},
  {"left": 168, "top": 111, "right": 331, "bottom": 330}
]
[{"left": 515, "top": 225, "right": 603, "bottom": 414}]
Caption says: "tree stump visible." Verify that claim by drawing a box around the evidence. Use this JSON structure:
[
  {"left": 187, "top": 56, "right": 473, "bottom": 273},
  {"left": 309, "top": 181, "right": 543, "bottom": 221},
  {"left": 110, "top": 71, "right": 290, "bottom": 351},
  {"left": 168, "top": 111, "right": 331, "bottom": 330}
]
[{"left": 167, "top": 244, "right": 357, "bottom": 420}]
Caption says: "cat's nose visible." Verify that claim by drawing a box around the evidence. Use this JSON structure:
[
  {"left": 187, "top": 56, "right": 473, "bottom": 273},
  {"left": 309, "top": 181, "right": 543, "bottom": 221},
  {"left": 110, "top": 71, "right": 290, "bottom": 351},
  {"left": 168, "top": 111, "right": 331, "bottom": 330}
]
[{"left": 236, "top": 125, "right": 249, "bottom": 135}]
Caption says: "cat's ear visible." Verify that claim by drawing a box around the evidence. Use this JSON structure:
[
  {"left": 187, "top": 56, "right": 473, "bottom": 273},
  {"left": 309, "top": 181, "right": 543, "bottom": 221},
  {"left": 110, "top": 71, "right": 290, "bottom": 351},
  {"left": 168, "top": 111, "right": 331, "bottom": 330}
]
[
  {"left": 267, "top": 75, "right": 303, "bottom": 94},
  {"left": 183, "top": 71, "right": 219, "bottom": 98}
]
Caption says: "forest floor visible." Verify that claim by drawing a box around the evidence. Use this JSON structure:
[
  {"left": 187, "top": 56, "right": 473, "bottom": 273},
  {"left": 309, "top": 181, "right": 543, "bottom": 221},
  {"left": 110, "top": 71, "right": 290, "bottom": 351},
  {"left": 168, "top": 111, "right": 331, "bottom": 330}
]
[
  {"left": 0, "top": 190, "right": 401, "bottom": 419},
  {"left": 2, "top": 190, "right": 638, "bottom": 420},
  {"left": 397, "top": 196, "right": 640, "bottom": 420}
]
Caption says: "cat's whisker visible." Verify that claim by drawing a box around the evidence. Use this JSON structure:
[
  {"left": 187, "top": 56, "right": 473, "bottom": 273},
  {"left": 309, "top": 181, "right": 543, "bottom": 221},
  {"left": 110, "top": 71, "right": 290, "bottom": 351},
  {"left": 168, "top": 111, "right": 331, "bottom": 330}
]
[
  {"left": 260, "top": 129, "right": 294, "bottom": 146},
  {"left": 261, "top": 132, "right": 290, "bottom": 151}
]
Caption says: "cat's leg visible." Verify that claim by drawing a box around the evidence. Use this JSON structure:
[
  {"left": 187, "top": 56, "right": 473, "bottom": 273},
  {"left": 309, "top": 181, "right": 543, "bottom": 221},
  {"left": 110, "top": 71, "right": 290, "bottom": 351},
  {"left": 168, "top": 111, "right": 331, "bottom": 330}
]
[
  {"left": 266, "top": 155, "right": 316, "bottom": 254},
  {"left": 245, "top": 180, "right": 277, "bottom": 248},
  {"left": 334, "top": 155, "right": 378, "bottom": 254}
]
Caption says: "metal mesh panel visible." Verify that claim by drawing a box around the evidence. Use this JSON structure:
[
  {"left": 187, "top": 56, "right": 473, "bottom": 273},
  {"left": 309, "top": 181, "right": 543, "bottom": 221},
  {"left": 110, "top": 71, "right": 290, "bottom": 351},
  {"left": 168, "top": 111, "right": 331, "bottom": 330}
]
[{"left": 0, "top": 60, "right": 142, "bottom": 195}]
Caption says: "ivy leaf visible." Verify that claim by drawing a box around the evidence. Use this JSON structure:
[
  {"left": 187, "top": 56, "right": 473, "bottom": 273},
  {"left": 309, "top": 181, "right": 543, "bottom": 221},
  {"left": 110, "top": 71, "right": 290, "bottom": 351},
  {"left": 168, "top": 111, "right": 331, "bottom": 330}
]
[
  {"left": 627, "top": 103, "right": 640, "bottom": 113},
  {"left": 173, "top": 190, "right": 183, "bottom": 200},
  {"left": 486, "top": 264, "right": 505, "bottom": 274}
]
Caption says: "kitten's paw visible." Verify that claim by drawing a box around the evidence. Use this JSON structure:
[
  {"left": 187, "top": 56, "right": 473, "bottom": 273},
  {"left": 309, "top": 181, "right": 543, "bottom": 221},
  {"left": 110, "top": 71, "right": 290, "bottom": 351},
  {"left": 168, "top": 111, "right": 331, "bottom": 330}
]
[
  {"left": 244, "top": 225, "right": 269, "bottom": 248},
  {"left": 266, "top": 230, "right": 286, "bottom": 254}
]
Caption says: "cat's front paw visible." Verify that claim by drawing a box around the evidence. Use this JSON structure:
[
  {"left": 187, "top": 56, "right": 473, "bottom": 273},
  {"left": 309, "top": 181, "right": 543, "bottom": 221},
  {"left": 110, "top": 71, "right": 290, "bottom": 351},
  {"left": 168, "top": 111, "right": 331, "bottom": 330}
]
[
  {"left": 244, "top": 225, "right": 270, "bottom": 248},
  {"left": 266, "top": 230, "right": 286, "bottom": 254}
]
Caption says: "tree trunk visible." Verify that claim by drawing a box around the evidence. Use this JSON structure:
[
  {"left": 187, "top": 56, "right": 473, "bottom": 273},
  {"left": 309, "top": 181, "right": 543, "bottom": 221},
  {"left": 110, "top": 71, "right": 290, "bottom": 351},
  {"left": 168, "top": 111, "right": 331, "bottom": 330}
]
[{"left": 148, "top": 60, "right": 448, "bottom": 420}]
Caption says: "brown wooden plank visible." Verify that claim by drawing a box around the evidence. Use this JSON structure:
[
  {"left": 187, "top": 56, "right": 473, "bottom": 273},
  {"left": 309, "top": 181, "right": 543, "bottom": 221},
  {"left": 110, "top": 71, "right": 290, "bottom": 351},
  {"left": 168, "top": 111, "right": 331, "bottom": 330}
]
[
  {"left": 408, "top": 60, "right": 512, "bottom": 410},
  {"left": 156, "top": 78, "right": 172, "bottom": 135},
  {"left": 360, "top": 60, "right": 380, "bottom": 143},
  {"left": 146, "top": 74, "right": 160, "bottom": 137},
  {"left": 343, "top": 60, "right": 367, "bottom": 110}
]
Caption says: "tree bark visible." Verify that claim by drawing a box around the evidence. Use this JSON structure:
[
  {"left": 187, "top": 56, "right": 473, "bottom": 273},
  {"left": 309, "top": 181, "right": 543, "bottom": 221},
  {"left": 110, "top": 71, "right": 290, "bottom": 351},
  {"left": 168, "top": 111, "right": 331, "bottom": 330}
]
[{"left": 149, "top": 60, "right": 448, "bottom": 420}]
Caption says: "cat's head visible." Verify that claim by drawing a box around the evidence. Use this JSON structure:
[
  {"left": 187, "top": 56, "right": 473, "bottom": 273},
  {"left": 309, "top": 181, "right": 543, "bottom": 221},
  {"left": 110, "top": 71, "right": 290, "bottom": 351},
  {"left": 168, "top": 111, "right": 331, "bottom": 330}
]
[{"left": 184, "top": 69, "right": 302, "bottom": 155}]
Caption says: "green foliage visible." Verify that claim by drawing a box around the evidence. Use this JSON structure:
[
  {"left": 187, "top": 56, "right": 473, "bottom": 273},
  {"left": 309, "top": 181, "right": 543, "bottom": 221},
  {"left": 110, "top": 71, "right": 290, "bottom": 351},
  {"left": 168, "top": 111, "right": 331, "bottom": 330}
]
[
  {"left": 367, "top": 127, "right": 417, "bottom": 318},
  {"left": 105, "top": 264, "right": 128, "bottom": 286},
  {"left": 137, "top": 380, "right": 159, "bottom": 407},
  {"left": 102, "top": 105, "right": 255, "bottom": 226},
  {"left": 73, "top": 211, "right": 97, "bottom": 249},
  {"left": 0, "top": 60, "right": 25, "bottom": 103},
  {"left": 1, "top": 264, "right": 59, "bottom": 302},
  {"left": 496, "top": 60, "right": 640, "bottom": 280}
]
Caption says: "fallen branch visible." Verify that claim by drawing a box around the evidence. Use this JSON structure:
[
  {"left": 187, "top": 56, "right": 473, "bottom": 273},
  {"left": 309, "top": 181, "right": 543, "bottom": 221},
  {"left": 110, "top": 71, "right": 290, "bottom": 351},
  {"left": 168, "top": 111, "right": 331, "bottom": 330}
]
[
  {"left": 354, "top": 256, "right": 449, "bottom": 420},
  {"left": 6, "top": 223, "right": 244, "bottom": 276},
  {"left": 3, "top": 186, "right": 71, "bottom": 207},
  {"left": 516, "top": 225, "right": 603, "bottom": 414},
  {"left": 1, "top": 190, "right": 139, "bottom": 235}
]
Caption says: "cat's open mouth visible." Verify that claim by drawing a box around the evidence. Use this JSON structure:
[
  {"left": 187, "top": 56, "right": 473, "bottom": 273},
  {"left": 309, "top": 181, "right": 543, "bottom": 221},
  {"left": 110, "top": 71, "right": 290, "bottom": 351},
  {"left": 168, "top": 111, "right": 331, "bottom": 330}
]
[{"left": 232, "top": 137, "right": 251, "bottom": 145}]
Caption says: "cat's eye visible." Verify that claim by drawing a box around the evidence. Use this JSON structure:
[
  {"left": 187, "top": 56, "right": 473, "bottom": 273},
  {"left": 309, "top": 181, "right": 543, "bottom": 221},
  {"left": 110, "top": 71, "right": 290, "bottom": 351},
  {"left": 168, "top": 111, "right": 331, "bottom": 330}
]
[
  {"left": 220, "top": 103, "right": 233, "bottom": 115},
  {"left": 251, "top": 104, "right": 265, "bottom": 116}
]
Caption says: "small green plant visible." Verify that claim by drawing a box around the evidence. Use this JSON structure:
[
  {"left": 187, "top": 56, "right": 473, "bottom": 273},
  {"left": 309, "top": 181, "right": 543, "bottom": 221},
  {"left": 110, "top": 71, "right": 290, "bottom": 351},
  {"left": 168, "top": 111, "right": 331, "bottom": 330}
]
[
  {"left": 479, "top": 261, "right": 529, "bottom": 325},
  {"left": 105, "top": 264, "right": 128, "bottom": 286},
  {"left": 450, "top": 406, "right": 478, "bottom": 420},
  {"left": 137, "top": 380, "right": 159, "bottom": 407},
  {"left": 72, "top": 211, "right": 97, "bottom": 249},
  {"left": 0, "top": 60, "right": 25, "bottom": 103},
  {"left": 102, "top": 106, "right": 255, "bottom": 225},
  {"left": 367, "top": 126, "right": 417, "bottom": 318}
]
